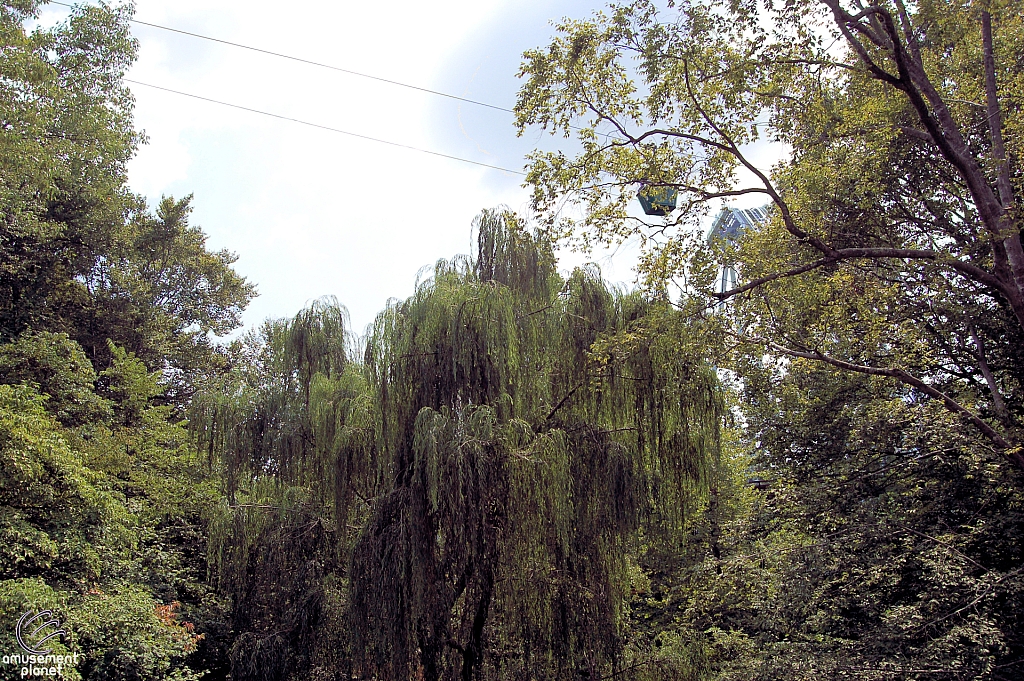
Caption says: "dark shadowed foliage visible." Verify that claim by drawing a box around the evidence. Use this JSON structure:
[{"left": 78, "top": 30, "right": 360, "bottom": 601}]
[{"left": 193, "top": 210, "right": 724, "bottom": 680}]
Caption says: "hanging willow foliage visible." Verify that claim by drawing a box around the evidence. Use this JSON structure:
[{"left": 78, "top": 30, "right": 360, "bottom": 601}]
[
  {"left": 190, "top": 297, "right": 374, "bottom": 681},
  {"left": 349, "top": 210, "right": 722, "bottom": 680},
  {"left": 192, "top": 210, "right": 723, "bottom": 681}
]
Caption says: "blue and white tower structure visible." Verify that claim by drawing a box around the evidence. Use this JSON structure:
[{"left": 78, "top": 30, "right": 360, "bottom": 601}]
[
  {"left": 708, "top": 205, "right": 770, "bottom": 297},
  {"left": 709, "top": 205, "right": 774, "bottom": 491}
]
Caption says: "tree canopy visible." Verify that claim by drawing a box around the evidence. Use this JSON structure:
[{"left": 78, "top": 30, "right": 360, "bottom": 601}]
[
  {"left": 514, "top": 0, "right": 1024, "bottom": 677},
  {"left": 192, "top": 210, "right": 725, "bottom": 680},
  {"left": 0, "top": 3, "right": 249, "bottom": 679},
  {"left": 0, "top": 1, "right": 254, "bottom": 403},
  {"left": 3, "top": 0, "right": 1023, "bottom": 679},
  {"left": 515, "top": 0, "right": 1024, "bottom": 471}
]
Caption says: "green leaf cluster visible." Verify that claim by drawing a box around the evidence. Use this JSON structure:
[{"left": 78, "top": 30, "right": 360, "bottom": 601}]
[
  {"left": 0, "top": 4, "right": 250, "bottom": 679},
  {"left": 194, "top": 211, "right": 726, "bottom": 680},
  {"left": 514, "top": 0, "right": 1024, "bottom": 677}
]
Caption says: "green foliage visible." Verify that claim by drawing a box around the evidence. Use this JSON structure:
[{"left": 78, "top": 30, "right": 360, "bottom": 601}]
[
  {"left": 0, "top": 579, "right": 207, "bottom": 681},
  {"left": 0, "top": 384, "right": 111, "bottom": 583},
  {"left": 76, "top": 195, "right": 256, "bottom": 404},
  {"left": 0, "top": 3, "right": 253, "bottom": 404},
  {"left": 0, "top": 0, "right": 139, "bottom": 339},
  {"left": 0, "top": 369, "right": 219, "bottom": 679},
  {"left": 96, "top": 342, "right": 162, "bottom": 427},
  {"left": 72, "top": 588, "right": 204, "bottom": 681},
  {"left": 514, "top": 0, "right": 1024, "bottom": 677},
  {"left": 0, "top": 579, "right": 79, "bottom": 681},
  {"left": 193, "top": 211, "right": 724, "bottom": 680},
  {"left": 126, "top": 196, "right": 255, "bottom": 338},
  {"left": 0, "top": 332, "right": 112, "bottom": 427},
  {"left": 10, "top": 0, "right": 1024, "bottom": 678},
  {"left": 515, "top": 0, "right": 1024, "bottom": 466},
  {"left": 657, "top": 364, "right": 1024, "bottom": 680},
  {"left": 192, "top": 298, "right": 364, "bottom": 681},
  {"left": 0, "top": 4, "right": 242, "bottom": 680}
]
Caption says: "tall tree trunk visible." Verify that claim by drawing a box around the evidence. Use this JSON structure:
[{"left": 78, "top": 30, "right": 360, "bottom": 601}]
[
  {"left": 461, "top": 565, "right": 495, "bottom": 681},
  {"left": 982, "top": 11, "right": 1024, "bottom": 329}
]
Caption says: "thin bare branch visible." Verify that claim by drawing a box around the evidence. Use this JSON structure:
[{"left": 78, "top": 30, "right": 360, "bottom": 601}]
[
  {"left": 715, "top": 247, "right": 1008, "bottom": 301},
  {"left": 762, "top": 341, "right": 1021, "bottom": 467},
  {"left": 681, "top": 59, "right": 835, "bottom": 258},
  {"left": 970, "top": 324, "right": 1010, "bottom": 424}
]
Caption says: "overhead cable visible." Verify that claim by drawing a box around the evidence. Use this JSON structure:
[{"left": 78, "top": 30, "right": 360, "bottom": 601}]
[
  {"left": 48, "top": 1, "right": 514, "bottom": 114},
  {"left": 124, "top": 79, "right": 527, "bottom": 176},
  {"left": 46, "top": 1, "right": 618, "bottom": 143}
]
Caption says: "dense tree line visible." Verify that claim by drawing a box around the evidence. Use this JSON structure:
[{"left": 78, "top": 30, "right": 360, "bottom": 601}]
[
  {"left": 1, "top": 0, "right": 1022, "bottom": 680},
  {"left": 1, "top": 2, "right": 247, "bottom": 679},
  {"left": 514, "top": 0, "right": 1024, "bottom": 678},
  {"left": 190, "top": 213, "right": 723, "bottom": 680}
]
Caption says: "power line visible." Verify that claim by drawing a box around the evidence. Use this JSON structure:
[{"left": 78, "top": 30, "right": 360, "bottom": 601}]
[
  {"left": 47, "top": 1, "right": 514, "bottom": 115},
  {"left": 124, "top": 79, "right": 527, "bottom": 175},
  {"left": 46, "top": 1, "right": 619, "bottom": 145}
]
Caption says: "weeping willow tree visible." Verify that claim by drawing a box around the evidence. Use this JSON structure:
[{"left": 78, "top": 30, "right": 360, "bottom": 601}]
[
  {"left": 192, "top": 211, "right": 723, "bottom": 681},
  {"left": 190, "top": 298, "right": 375, "bottom": 680},
  {"left": 347, "top": 210, "right": 722, "bottom": 680}
]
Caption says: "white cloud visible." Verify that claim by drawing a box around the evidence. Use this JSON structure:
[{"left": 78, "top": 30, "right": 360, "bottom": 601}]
[
  {"left": 117, "top": 0, "right": 523, "bottom": 333},
  {"left": 40, "top": 0, "right": 775, "bottom": 334}
]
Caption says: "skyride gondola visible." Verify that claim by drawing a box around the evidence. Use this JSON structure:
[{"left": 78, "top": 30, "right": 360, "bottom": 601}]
[{"left": 636, "top": 184, "right": 678, "bottom": 216}]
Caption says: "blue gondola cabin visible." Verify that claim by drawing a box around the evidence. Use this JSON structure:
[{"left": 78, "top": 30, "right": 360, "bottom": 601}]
[{"left": 637, "top": 185, "right": 678, "bottom": 216}]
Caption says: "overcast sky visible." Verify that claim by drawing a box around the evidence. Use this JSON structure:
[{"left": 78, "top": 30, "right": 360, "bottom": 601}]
[{"left": 39, "top": 1, "right": 778, "bottom": 336}]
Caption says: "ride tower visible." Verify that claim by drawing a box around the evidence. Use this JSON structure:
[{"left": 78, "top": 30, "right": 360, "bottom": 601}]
[{"left": 708, "top": 205, "right": 770, "bottom": 299}]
